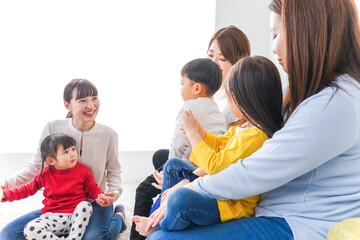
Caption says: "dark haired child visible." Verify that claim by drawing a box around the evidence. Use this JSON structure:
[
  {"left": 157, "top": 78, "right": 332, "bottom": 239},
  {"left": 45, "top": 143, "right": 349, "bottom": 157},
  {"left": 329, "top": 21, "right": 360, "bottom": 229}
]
[
  {"left": 169, "top": 58, "right": 227, "bottom": 165},
  {"left": 132, "top": 56, "right": 283, "bottom": 237},
  {"left": 1, "top": 133, "right": 118, "bottom": 240},
  {"left": 131, "top": 58, "right": 227, "bottom": 237}
]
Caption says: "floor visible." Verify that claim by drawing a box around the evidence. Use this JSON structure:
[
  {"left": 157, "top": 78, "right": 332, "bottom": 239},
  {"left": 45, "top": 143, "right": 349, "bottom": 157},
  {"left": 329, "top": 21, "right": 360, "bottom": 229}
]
[{"left": 0, "top": 151, "right": 156, "bottom": 239}]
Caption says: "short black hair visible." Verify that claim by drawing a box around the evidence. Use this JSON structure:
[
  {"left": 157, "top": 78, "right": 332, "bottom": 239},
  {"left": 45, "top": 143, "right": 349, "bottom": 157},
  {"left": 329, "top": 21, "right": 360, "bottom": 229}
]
[{"left": 180, "top": 58, "right": 222, "bottom": 96}]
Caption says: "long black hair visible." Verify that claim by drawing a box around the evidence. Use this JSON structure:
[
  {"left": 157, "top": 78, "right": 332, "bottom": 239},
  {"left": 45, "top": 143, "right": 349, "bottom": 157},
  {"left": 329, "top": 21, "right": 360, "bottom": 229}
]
[
  {"left": 226, "top": 56, "right": 283, "bottom": 137},
  {"left": 36, "top": 133, "right": 76, "bottom": 189}
]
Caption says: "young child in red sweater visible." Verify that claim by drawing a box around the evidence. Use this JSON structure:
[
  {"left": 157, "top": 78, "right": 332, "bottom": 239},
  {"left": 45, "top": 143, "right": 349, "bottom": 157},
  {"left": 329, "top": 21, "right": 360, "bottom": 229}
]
[{"left": 1, "top": 133, "right": 112, "bottom": 240}]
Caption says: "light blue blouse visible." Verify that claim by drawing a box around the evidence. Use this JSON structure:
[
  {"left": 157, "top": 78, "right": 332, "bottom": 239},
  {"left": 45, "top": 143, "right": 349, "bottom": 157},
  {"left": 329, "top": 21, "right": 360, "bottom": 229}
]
[{"left": 193, "top": 74, "right": 360, "bottom": 240}]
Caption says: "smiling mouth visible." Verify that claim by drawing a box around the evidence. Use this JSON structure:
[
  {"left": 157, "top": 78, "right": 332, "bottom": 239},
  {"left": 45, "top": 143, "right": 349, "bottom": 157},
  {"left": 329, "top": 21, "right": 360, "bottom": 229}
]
[{"left": 84, "top": 110, "right": 96, "bottom": 116}]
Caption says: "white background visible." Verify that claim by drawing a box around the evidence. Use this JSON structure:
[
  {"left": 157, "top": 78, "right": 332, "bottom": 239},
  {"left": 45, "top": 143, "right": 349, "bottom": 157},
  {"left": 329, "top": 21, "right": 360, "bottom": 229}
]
[
  {"left": 0, "top": 0, "right": 215, "bottom": 153},
  {"left": 1, "top": 0, "right": 360, "bottom": 153}
]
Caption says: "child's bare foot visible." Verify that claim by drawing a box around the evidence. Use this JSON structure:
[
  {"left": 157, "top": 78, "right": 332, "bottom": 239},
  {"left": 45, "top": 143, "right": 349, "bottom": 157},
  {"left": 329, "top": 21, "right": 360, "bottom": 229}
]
[{"left": 132, "top": 215, "right": 155, "bottom": 237}]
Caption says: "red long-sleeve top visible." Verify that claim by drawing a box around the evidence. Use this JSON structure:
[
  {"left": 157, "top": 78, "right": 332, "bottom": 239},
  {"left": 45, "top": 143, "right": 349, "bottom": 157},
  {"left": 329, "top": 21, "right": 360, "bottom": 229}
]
[{"left": 2, "top": 163, "right": 103, "bottom": 214}]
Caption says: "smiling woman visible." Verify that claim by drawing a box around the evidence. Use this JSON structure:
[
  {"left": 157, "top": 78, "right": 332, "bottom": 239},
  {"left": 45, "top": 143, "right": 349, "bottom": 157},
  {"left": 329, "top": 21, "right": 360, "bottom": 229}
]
[{"left": 0, "top": 0, "right": 215, "bottom": 153}]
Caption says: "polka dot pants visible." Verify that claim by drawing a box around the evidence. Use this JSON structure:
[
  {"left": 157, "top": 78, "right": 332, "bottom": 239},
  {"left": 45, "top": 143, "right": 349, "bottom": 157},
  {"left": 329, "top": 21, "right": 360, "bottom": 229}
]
[{"left": 24, "top": 201, "right": 93, "bottom": 240}]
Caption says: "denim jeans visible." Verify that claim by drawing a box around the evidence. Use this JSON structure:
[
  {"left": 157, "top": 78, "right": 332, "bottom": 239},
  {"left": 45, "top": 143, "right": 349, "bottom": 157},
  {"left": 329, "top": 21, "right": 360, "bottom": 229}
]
[
  {"left": 158, "top": 158, "right": 220, "bottom": 231},
  {"left": 162, "top": 158, "right": 197, "bottom": 192},
  {"left": 0, "top": 202, "right": 126, "bottom": 240},
  {"left": 148, "top": 158, "right": 294, "bottom": 239},
  {"left": 159, "top": 187, "right": 220, "bottom": 231},
  {"left": 148, "top": 217, "right": 293, "bottom": 240}
]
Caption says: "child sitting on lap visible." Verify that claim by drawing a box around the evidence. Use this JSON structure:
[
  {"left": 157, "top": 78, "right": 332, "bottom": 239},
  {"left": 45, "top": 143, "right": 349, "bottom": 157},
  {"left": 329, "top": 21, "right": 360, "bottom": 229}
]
[{"left": 1, "top": 133, "right": 117, "bottom": 240}]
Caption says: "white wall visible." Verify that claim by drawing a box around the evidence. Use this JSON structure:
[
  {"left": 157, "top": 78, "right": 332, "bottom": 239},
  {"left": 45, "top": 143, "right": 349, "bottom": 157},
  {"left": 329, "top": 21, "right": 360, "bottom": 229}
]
[
  {"left": 216, "top": 0, "right": 272, "bottom": 57},
  {"left": 215, "top": 0, "right": 287, "bottom": 88},
  {"left": 0, "top": 0, "right": 215, "bottom": 153}
]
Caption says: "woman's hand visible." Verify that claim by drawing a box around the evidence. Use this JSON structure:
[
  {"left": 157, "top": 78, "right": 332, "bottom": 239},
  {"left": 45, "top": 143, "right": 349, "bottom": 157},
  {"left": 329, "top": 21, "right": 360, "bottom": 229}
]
[
  {"left": 183, "top": 182, "right": 194, "bottom": 190},
  {"left": 104, "top": 191, "right": 118, "bottom": 205},
  {"left": 146, "top": 199, "right": 167, "bottom": 232},
  {"left": 96, "top": 191, "right": 117, "bottom": 207},
  {"left": 161, "top": 179, "right": 189, "bottom": 204},
  {"left": 151, "top": 170, "right": 163, "bottom": 190},
  {"left": 95, "top": 193, "right": 111, "bottom": 207}
]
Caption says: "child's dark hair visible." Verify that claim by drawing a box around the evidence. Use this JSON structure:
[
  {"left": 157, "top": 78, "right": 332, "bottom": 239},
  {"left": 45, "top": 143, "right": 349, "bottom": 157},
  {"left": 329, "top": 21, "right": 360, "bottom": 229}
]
[
  {"left": 180, "top": 58, "right": 222, "bottom": 96},
  {"left": 227, "top": 56, "right": 283, "bottom": 137},
  {"left": 36, "top": 133, "right": 77, "bottom": 189},
  {"left": 63, "top": 79, "right": 98, "bottom": 118}
]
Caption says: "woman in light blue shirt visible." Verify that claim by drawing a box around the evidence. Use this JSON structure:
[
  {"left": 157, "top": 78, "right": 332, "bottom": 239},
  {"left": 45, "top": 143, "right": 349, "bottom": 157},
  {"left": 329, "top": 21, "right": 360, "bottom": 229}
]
[{"left": 147, "top": 0, "right": 360, "bottom": 239}]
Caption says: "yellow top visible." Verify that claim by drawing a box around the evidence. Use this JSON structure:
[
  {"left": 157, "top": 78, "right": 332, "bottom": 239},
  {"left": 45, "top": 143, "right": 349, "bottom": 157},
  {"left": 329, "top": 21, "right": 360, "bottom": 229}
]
[{"left": 190, "top": 125, "right": 268, "bottom": 222}]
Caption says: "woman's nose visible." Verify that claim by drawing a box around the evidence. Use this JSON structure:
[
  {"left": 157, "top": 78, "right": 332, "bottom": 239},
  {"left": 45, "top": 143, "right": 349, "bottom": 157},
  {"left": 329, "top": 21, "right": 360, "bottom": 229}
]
[
  {"left": 86, "top": 100, "right": 95, "bottom": 108},
  {"left": 272, "top": 45, "right": 277, "bottom": 55}
]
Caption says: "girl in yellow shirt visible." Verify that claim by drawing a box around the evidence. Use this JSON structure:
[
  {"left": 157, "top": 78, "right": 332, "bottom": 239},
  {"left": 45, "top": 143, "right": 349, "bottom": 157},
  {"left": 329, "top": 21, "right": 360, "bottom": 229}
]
[{"left": 133, "top": 56, "right": 284, "bottom": 236}]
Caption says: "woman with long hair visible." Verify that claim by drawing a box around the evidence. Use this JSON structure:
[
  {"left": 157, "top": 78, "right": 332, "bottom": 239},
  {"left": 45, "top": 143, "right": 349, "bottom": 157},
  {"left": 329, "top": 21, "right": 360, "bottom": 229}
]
[{"left": 147, "top": 0, "right": 360, "bottom": 239}]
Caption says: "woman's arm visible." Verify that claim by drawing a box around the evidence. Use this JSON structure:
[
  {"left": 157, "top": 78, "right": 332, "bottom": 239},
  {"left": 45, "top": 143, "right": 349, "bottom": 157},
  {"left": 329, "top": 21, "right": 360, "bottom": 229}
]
[
  {"left": 105, "top": 131, "right": 122, "bottom": 199},
  {"left": 193, "top": 88, "right": 360, "bottom": 200}
]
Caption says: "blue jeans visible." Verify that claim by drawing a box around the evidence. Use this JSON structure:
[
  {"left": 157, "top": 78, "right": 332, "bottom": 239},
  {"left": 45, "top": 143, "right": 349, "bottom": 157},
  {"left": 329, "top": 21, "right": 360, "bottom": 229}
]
[
  {"left": 150, "top": 158, "right": 294, "bottom": 239},
  {"left": 147, "top": 217, "right": 293, "bottom": 240},
  {"left": 159, "top": 187, "right": 220, "bottom": 231},
  {"left": 159, "top": 158, "right": 220, "bottom": 231},
  {"left": 0, "top": 202, "right": 126, "bottom": 240},
  {"left": 162, "top": 158, "right": 197, "bottom": 192}
]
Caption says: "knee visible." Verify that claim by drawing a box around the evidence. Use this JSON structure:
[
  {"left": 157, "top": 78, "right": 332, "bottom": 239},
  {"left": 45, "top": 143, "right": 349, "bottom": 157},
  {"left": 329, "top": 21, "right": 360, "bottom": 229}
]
[
  {"left": 163, "top": 158, "right": 183, "bottom": 174},
  {"left": 0, "top": 226, "right": 13, "bottom": 240},
  {"left": 167, "top": 188, "right": 193, "bottom": 211},
  {"left": 152, "top": 149, "right": 169, "bottom": 169},
  {"left": 76, "top": 201, "right": 93, "bottom": 215},
  {"left": 135, "top": 176, "right": 156, "bottom": 196},
  {"left": 24, "top": 222, "right": 40, "bottom": 239}
]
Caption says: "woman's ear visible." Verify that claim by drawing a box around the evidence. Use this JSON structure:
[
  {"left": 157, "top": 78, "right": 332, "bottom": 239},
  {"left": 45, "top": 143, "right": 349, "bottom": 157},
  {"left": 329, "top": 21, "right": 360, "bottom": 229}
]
[
  {"left": 64, "top": 101, "right": 71, "bottom": 111},
  {"left": 46, "top": 157, "right": 55, "bottom": 166}
]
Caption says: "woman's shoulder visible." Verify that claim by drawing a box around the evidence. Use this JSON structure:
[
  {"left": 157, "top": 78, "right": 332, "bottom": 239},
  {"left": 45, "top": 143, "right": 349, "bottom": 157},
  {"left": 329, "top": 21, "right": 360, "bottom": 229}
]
[
  {"left": 93, "top": 122, "right": 118, "bottom": 137},
  {"left": 46, "top": 119, "right": 69, "bottom": 127}
]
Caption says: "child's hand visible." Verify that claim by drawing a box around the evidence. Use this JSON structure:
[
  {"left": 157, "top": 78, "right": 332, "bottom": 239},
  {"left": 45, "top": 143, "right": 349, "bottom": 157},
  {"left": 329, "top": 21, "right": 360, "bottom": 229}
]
[
  {"left": 1, "top": 192, "right": 6, "bottom": 201},
  {"left": 181, "top": 110, "right": 199, "bottom": 135},
  {"left": 96, "top": 193, "right": 111, "bottom": 207},
  {"left": 151, "top": 170, "right": 163, "bottom": 190},
  {"left": 104, "top": 191, "right": 118, "bottom": 205}
]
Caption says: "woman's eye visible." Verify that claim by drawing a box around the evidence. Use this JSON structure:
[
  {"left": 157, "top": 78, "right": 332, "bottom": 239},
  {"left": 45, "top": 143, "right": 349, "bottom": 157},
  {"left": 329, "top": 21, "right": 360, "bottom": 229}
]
[
  {"left": 207, "top": 54, "right": 214, "bottom": 58},
  {"left": 219, "top": 58, "right": 226, "bottom": 62},
  {"left": 272, "top": 34, "right": 277, "bottom": 40},
  {"left": 92, "top": 97, "right": 98, "bottom": 101},
  {"left": 64, "top": 151, "right": 68, "bottom": 154}
]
